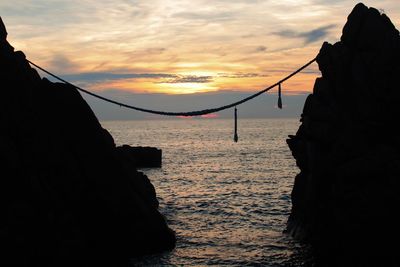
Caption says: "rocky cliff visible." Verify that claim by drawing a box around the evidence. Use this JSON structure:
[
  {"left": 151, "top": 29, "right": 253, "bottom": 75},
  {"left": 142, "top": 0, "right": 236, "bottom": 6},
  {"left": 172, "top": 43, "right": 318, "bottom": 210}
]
[
  {"left": 287, "top": 3, "right": 400, "bottom": 267},
  {"left": 0, "top": 17, "right": 175, "bottom": 266}
]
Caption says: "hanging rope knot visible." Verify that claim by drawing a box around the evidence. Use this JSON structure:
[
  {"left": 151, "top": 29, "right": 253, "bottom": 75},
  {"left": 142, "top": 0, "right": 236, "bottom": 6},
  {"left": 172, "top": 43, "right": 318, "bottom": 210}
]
[
  {"left": 278, "top": 83, "right": 283, "bottom": 109},
  {"left": 234, "top": 107, "right": 238, "bottom": 143}
]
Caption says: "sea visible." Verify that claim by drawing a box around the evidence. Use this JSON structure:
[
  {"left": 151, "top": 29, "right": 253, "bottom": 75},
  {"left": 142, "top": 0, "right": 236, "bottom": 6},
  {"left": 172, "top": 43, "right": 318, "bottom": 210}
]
[{"left": 101, "top": 118, "right": 311, "bottom": 267}]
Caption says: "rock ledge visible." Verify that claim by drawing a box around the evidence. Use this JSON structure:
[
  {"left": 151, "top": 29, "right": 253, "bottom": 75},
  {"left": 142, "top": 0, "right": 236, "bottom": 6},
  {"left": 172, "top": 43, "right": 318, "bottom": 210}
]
[
  {"left": 0, "top": 17, "right": 175, "bottom": 266},
  {"left": 287, "top": 3, "right": 400, "bottom": 266}
]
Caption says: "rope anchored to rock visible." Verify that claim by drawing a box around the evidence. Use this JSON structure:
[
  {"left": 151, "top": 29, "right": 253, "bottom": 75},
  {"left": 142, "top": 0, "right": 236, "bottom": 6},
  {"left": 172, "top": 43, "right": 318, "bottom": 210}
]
[{"left": 27, "top": 57, "right": 317, "bottom": 141}]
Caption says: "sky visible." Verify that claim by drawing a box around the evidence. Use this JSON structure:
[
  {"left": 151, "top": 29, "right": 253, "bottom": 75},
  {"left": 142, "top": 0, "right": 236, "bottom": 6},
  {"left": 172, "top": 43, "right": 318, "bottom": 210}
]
[{"left": 1, "top": 1, "right": 399, "bottom": 119}]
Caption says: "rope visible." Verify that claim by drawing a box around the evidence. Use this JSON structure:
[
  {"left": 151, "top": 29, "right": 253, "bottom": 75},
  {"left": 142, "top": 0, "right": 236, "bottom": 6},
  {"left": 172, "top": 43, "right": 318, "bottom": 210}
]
[{"left": 27, "top": 58, "right": 316, "bottom": 117}]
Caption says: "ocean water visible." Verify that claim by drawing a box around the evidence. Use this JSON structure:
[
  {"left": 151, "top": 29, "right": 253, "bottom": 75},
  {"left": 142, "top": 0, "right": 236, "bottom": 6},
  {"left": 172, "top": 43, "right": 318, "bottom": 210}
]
[{"left": 102, "top": 118, "right": 310, "bottom": 266}]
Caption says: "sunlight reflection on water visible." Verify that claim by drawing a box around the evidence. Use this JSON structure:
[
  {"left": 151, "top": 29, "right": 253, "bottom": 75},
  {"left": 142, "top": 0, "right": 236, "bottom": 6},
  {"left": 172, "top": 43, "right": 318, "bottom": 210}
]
[{"left": 102, "top": 118, "right": 310, "bottom": 266}]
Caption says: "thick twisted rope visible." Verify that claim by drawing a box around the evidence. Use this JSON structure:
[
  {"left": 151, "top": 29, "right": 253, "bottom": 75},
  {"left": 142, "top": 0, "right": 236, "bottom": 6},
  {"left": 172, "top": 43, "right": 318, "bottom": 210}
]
[{"left": 27, "top": 58, "right": 316, "bottom": 116}]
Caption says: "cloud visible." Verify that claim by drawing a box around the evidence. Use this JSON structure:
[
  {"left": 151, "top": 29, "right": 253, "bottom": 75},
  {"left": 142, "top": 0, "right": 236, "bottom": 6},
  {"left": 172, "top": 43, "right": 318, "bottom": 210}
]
[
  {"left": 172, "top": 11, "right": 235, "bottom": 22},
  {"left": 145, "top": 48, "right": 167, "bottom": 54},
  {"left": 62, "top": 72, "right": 176, "bottom": 83},
  {"left": 49, "top": 54, "right": 79, "bottom": 72},
  {"left": 241, "top": 34, "right": 256, "bottom": 38},
  {"left": 218, "top": 72, "right": 266, "bottom": 78},
  {"left": 254, "top": 45, "right": 267, "bottom": 53},
  {"left": 160, "top": 75, "right": 213, "bottom": 84},
  {"left": 4, "top": 0, "right": 399, "bottom": 98},
  {"left": 273, "top": 25, "right": 336, "bottom": 44}
]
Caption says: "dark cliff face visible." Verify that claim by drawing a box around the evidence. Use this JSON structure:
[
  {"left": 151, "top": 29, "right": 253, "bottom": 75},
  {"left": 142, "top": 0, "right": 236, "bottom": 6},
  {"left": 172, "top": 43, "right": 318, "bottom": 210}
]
[
  {"left": 287, "top": 3, "right": 400, "bottom": 267},
  {"left": 0, "top": 17, "right": 175, "bottom": 266}
]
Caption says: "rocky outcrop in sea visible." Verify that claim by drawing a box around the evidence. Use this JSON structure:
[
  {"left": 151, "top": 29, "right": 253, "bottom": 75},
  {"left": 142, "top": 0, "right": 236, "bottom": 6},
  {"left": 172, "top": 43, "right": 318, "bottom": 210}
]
[
  {"left": 287, "top": 3, "right": 400, "bottom": 267},
  {"left": 0, "top": 17, "right": 175, "bottom": 266}
]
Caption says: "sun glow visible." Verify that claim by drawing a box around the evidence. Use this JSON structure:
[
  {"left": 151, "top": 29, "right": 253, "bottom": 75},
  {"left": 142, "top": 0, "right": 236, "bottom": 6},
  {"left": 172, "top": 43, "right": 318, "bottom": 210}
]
[{"left": 158, "top": 82, "right": 218, "bottom": 94}]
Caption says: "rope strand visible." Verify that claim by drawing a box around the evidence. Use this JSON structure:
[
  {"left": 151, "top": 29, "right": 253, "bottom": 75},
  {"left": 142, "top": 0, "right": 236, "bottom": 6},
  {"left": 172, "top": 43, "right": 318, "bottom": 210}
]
[{"left": 27, "top": 57, "right": 316, "bottom": 117}]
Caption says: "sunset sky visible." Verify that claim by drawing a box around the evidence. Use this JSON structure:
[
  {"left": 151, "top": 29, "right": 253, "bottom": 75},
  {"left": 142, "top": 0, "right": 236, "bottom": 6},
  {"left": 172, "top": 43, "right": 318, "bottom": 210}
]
[{"left": 1, "top": 1, "right": 400, "bottom": 118}]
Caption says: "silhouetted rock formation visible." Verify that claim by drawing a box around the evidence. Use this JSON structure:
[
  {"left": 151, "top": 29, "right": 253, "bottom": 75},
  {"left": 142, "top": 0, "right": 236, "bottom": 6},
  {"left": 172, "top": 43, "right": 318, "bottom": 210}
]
[
  {"left": 0, "top": 17, "right": 175, "bottom": 266},
  {"left": 117, "top": 145, "right": 162, "bottom": 168},
  {"left": 287, "top": 3, "right": 400, "bottom": 267}
]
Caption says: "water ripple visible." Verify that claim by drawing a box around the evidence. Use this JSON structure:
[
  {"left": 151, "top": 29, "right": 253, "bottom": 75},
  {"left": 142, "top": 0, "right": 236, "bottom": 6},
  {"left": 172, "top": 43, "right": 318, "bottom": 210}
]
[{"left": 102, "top": 118, "right": 310, "bottom": 266}]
